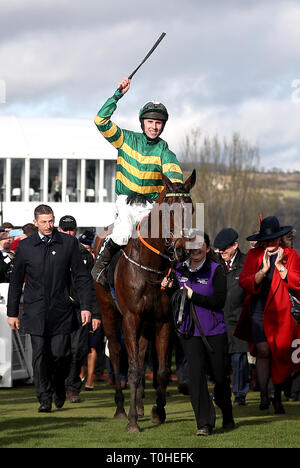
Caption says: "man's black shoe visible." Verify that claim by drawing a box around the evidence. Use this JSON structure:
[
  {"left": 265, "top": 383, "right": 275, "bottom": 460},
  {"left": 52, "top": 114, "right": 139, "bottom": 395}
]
[
  {"left": 222, "top": 418, "right": 235, "bottom": 430},
  {"left": 54, "top": 391, "right": 66, "bottom": 409},
  {"left": 233, "top": 397, "right": 246, "bottom": 406},
  {"left": 287, "top": 393, "right": 299, "bottom": 402},
  {"left": 196, "top": 425, "right": 213, "bottom": 436},
  {"left": 177, "top": 382, "right": 189, "bottom": 395},
  {"left": 38, "top": 401, "right": 52, "bottom": 413}
]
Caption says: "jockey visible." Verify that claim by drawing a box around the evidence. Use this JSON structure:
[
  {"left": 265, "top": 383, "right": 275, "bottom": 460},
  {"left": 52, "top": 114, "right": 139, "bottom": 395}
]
[{"left": 92, "top": 77, "right": 183, "bottom": 288}]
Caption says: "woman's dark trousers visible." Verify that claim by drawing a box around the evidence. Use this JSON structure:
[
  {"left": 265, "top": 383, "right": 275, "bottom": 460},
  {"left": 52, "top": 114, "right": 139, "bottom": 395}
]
[{"left": 180, "top": 333, "right": 232, "bottom": 429}]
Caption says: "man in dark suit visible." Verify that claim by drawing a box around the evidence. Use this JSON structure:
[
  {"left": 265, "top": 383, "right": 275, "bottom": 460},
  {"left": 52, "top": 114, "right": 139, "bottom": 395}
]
[
  {"left": 214, "top": 228, "right": 249, "bottom": 406},
  {"left": 57, "top": 215, "right": 101, "bottom": 403},
  {"left": 7, "top": 205, "right": 93, "bottom": 413}
]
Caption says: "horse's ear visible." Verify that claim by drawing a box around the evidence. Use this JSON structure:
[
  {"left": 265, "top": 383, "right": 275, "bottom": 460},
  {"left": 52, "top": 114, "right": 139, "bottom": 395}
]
[
  {"left": 184, "top": 169, "right": 196, "bottom": 192},
  {"left": 161, "top": 173, "right": 174, "bottom": 192}
]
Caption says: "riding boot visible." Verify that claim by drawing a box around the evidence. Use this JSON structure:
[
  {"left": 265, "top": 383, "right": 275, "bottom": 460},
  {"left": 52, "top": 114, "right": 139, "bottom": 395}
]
[{"left": 91, "top": 238, "right": 121, "bottom": 289}]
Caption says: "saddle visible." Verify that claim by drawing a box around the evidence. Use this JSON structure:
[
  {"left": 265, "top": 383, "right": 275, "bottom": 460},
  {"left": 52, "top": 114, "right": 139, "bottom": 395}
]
[{"left": 107, "top": 250, "right": 123, "bottom": 288}]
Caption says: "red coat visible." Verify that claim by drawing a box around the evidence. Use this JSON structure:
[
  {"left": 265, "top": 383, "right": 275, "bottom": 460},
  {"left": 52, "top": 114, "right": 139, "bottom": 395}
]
[{"left": 234, "top": 247, "right": 300, "bottom": 384}]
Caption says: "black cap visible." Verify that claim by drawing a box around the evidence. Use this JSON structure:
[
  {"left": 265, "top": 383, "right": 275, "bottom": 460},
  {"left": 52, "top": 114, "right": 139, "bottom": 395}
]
[
  {"left": 214, "top": 228, "right": 239, "bottom": 250},
  {"left": 59, "top": 215, "right": 77, "bottom": 231},
  {"left": 78, "top": 230, "right": 95, "bottom": 246}
]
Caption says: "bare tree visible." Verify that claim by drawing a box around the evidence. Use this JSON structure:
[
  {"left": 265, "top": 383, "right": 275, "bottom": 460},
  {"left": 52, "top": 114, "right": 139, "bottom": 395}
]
[{"left": 180, "top": 130, "right": 280, "bottom": 252}]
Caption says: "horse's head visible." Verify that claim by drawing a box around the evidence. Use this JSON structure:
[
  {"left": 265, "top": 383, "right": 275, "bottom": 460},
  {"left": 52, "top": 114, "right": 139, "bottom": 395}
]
[{"left": 150, "top": 170, "right": 196, "bottom": 260}]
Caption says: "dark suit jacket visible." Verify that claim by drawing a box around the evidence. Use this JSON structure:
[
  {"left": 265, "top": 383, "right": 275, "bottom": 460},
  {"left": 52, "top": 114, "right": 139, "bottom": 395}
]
[
  {"left": 0, "top": 251, "right": 13, "bottom": 282},
  {"left": 7, "top": 229, "right": 93, "bottom": 336},
  {"left": 70, "top": 243, "right": 101, "bottom": 326},
  {"left": 221, "top": 249, "right": 249, "bottom": 354}
]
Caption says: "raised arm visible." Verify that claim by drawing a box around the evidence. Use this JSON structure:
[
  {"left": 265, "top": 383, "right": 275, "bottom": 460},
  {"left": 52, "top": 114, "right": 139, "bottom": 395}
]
[{"left": 94, "top": 78, "right": 131, "bottom": 149}]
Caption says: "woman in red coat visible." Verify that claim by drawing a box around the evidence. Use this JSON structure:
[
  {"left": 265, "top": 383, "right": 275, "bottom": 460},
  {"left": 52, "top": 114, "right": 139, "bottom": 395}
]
[{"left": 234, "top": 216, "right": 300, "bottom": 414}]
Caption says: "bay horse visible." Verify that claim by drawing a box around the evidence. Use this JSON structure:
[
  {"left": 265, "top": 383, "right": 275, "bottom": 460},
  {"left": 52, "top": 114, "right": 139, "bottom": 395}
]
[{"left": 94, "top": 170, "right": 196, "bottom": 432}]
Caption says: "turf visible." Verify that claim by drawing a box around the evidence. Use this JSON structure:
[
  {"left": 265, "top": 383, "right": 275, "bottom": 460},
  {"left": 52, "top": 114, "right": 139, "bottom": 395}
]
[{"left": 0, "top": 381, "right": 299, "bottom": 448}]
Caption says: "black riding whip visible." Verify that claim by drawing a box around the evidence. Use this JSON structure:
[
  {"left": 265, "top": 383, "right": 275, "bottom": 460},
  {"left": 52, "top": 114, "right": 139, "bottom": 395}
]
[{"left": 118, "top": 32, "right": 166, "bottom": 91}]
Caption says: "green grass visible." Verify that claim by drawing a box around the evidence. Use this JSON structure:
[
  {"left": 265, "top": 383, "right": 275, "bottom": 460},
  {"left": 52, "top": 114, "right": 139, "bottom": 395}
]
[{"left": 0, "top": 381, "right": 299, "bottom": 448}]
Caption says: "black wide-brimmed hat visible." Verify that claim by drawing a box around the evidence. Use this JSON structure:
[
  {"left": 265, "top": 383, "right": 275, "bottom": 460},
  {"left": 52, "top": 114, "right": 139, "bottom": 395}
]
[
  {"left": 246, "top": 216, "right": 293, "bottom": 242},
  {"left": 214, "top": 228, "right": 239, "bottom": 250}
]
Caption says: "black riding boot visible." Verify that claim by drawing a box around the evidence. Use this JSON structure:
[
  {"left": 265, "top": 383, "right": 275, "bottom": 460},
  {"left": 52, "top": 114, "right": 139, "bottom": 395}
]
[{"left": 91, "top": 238, "right": 121, "bottom": 289}]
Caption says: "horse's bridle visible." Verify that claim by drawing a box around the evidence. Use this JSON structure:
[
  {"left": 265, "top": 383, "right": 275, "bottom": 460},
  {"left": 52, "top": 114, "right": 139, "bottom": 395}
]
[
  {"left": 136, "top": 219, "right": 172, "bottom": 262},
  {"left": 121, "top": 191, "right": 192, "bottom": 284}
]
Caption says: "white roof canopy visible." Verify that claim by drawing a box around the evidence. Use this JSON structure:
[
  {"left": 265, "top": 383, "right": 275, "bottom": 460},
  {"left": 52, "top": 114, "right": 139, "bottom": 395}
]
[{"left": 0, "top": 116, "right": 116, "bottom": 160}]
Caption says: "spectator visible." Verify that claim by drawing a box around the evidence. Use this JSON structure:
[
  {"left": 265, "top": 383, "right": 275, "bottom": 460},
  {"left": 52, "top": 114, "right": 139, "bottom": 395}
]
[
  {"left": 57, "top": 215, "right": 101, "bottom": 402},
  {"left": 284, "top": 371, "right": 300, "bottom": 402},
  {"left": 0, "top": 230, "right": 14, "bottom": 254},
  {"left": 7, "top": 205, "right": 93, "bottom": 413},
  {"left": 51, "top": 175, "right": 62, "bottom": 202},
  {"left": 234, "top": 216, "right": 300, "bottom": 414},
  {"left": 80, "top": 324, "right": 104, "bottom": 391},
  {"left": 77, "top": 229, "right": 103, "bottom": 391},
  {"left": 281, "top": 228, "right": 296, "bottom": 249},
  {"left": 281, "top": 228, "right": 298, "bottom": 401},
  {"left": 0, "top": 231, "right": 15, "bottom": 282},
  {"left": 10, "top": 224, "right": 37, "bottom": 254},
  {"left": 162, "top": 230, "right": 234, "bottom": 436},
  {"left": 22, "top": 223, "right": 38, "bottom": 237},
  {"left": 78, "top": 230, "right": 96, "bottom": 260},
  {"left": 214, "top": 228, "right": 249, "bottom": 406},
  {"left": 9, "top": 228, "right": 25, "bottom": 253},
  {"left": 2, "top": 222, "right": 14, "bottom": 232}
]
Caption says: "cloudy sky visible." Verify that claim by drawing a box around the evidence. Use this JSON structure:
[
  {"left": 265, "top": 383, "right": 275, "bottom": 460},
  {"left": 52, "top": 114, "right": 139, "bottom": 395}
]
[{"left": 0, "top": 0, "right": 300, "bottom": 170}]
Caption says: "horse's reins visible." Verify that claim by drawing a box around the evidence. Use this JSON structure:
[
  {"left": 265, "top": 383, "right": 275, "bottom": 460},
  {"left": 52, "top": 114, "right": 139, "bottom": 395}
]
[
  {"left": 173, "top": 288, "right": 214, "bottom": 354},
  {"left": 136, "top": 219, "right": 172, "bottom": 262}
]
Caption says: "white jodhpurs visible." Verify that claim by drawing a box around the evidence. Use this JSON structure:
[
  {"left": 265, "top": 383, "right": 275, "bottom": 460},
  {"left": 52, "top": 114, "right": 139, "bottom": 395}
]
[{"left": 110, "top": 194, "right": 153, "bottom": 246}]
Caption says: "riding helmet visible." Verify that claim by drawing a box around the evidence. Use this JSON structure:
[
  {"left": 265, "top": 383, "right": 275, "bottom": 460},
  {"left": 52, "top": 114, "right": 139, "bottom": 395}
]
[{"left": 139, "top": 102, "right": 169, "bottom": 122}]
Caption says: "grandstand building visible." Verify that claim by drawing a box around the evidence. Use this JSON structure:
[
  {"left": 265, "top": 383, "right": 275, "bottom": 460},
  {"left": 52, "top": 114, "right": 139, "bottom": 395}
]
[{"left": 0, "top": 116, "right": 117, "bottom": 229}]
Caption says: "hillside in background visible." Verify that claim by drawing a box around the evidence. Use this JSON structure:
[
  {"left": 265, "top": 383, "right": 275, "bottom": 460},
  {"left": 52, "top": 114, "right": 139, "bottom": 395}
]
[{"left": 182, "top": 165, "right": 300, "bottom": 252}]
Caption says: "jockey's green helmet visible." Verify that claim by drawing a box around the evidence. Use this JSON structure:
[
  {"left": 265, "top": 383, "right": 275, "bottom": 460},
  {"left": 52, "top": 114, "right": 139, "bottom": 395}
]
[{"left": 139, "top": 102, "right": 169, "bottom": 122}]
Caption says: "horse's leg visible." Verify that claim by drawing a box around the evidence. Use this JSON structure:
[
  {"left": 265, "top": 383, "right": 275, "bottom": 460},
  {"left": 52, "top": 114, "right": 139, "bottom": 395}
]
[
  {"left": 122, "top": 312, "right": 143, "bottom": 433},
  {"left": 151, "top": 321, "right": 172, "bottom": 424},
  {"left": 135, "top": 335, "right": 149, "bottom": 418},
  {"left": 99, "top": 303, "right": 127, "bottom": 419},
  {"left": 108, "top": 338, "right": 127, "bottom": 419}
]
